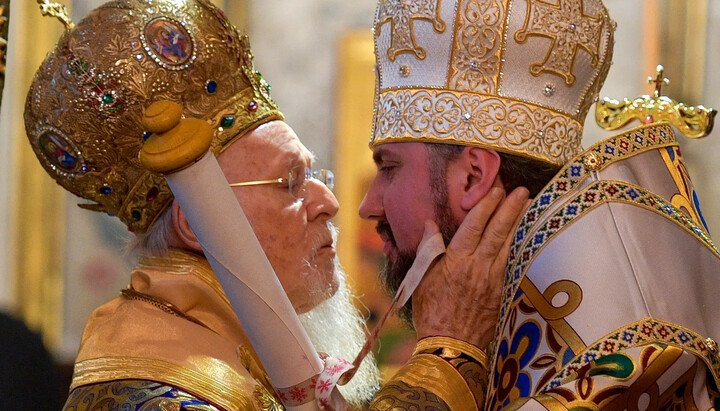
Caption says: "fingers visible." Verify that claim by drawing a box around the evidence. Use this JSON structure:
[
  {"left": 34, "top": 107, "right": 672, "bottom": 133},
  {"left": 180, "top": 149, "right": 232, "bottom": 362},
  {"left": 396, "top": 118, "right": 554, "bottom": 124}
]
[
  {"left": 477, "top": 187, "right": 530, "bottom": 259},
  {"left": 448, "top": 187, "right": 505, "bottom": 255}
]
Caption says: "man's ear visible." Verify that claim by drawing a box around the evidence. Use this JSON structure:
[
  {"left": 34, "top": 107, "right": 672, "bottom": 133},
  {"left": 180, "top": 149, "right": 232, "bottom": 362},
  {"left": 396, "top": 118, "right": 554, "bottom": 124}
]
[
  {"left": 171, "top": 200, "right": 203, "bottom": 252},
  {"left": 460, "top": 147, "right": 502, "bottom": 211}
]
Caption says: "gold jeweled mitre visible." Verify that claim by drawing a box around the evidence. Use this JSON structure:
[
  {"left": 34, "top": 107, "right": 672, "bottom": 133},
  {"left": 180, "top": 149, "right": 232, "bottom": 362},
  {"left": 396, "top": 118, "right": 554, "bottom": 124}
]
[
  {"left": 24, "top": 0, "right": 283, "bottom": 233},
  {"left": 371, "top": 0, "right": 615, "bottom": 166}
]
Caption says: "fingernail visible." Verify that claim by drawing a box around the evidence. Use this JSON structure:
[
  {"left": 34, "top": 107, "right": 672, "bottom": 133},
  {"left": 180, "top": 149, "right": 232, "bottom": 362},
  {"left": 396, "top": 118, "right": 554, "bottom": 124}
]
[
  {"left": 489, "top": 187, "right": 503, "bottom": 199},
  {"left": 516, "top": 187, "right": 530, "bottom": 201}
]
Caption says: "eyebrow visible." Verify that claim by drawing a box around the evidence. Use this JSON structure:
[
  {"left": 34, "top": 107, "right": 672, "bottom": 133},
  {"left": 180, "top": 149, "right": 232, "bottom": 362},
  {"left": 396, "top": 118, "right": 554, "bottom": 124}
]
[
  {"left": 372, "top": 147, "right": 388, "bottom": 165},
  {"left": 289, "top": 151, "right": 316, "bottom": 168}
]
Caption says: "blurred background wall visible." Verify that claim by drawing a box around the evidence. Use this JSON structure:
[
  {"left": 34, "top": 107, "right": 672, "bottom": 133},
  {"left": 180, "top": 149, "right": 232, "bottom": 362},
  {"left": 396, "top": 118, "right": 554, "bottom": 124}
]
[{"left": 0, "top": 0, "right": 717, "bottom": 399}]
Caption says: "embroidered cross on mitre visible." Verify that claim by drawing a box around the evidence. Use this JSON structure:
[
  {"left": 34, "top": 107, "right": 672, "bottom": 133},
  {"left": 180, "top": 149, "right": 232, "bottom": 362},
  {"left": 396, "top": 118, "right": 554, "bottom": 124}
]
[
  {"left": 376, "top": 0, "right": 446, "bottom": 61},
  {"left": 515, "top": 0, "right": 606, "bottom": 86}
]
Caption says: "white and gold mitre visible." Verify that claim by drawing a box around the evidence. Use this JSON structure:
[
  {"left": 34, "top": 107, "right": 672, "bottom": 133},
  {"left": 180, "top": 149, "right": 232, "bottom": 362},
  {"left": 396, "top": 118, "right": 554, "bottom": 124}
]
[{"left": 371, "top": 0, "right": 615, "bottom": 166}]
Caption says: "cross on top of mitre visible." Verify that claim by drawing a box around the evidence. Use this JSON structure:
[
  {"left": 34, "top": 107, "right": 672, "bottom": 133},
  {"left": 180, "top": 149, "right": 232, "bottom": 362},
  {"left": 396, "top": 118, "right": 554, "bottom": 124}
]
[
  {"left": 376, "top": 0, "right": 446, "bottom": 61},
  {"left": 516, "top": 0, "right": 606, "bottom": 86},
  {"left": 648, "top": 64, "right": 670, "bottom": 98}
]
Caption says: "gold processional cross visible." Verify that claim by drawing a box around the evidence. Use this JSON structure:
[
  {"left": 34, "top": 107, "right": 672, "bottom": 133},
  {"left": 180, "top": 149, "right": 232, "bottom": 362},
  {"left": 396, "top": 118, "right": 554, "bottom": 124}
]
[
  {"left": 515, "top": 0, "right": 605, "bottom": 86},
  {"left": 376, "top": 0, "right": 446, "bottom": 61}
]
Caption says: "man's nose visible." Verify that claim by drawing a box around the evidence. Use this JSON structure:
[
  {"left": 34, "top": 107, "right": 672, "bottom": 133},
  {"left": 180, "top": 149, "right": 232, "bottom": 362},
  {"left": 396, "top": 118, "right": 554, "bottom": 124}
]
[
  {"left": 358, "top": 178, "right": 383, "bottom": 221},
  {"left": 306, "top": 179, "right": 339, "bottom": 221}
]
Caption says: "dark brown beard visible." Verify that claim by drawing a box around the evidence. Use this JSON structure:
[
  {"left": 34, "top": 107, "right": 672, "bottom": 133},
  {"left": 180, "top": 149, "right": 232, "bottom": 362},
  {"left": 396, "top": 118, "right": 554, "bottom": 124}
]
[{"left": 378, "top": 168, "right": 459, "bottom": 326}]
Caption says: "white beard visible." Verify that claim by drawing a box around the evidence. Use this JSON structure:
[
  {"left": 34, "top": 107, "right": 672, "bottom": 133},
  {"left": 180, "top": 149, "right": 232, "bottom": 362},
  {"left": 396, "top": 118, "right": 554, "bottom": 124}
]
[{"left": 299, "top": 229, "right": 381, "bottom": 406}]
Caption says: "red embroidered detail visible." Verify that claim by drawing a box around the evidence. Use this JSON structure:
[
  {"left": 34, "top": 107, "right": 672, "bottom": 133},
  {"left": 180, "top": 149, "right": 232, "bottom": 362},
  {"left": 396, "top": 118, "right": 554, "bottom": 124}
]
[
  {"left": 317, "top": 379, "right": 332, "bottom": 393},
  {"left": 290, "top": 386, "right": 307, "bottom": 402}
]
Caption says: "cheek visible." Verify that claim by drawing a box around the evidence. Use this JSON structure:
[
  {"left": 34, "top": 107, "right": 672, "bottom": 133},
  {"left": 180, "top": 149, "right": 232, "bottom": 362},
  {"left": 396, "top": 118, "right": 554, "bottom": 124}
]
[
  {"left": 240, "top": 197, "right": 308, "bottom": 263},
  {"left": 384, "top": 183, "right": 435, "bottom": 252}
]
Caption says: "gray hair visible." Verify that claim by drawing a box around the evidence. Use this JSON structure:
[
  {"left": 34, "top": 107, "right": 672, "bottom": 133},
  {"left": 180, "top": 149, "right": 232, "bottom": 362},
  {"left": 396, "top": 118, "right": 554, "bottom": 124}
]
[{"left": 125, "top": 206, "right": 174, "bottom": 257}]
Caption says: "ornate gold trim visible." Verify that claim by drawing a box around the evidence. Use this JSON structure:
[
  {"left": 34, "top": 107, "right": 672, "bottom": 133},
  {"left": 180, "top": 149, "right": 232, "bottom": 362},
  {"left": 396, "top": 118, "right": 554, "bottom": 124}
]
[
  {"left": 372, "top": 88, "right": 583, "bottom": 166},
  {"left": 415, "top": 336, "right": 489, "bottom": 369},
  {"left": 447, "top": 0, "right": 505, "bottom": 93},
  {"left": 137, "top": 250, "right": 232, "bottom": 308},
  {"left": 72, "top": 356, "right": 253, "bottom": 411},
  {"left": 506, "top": 179, "right": 719, "bottom": 334},
  {"left": 496, "top": 123, "right": 678, "bottom": 334},
  {"left": 544, "top": 317, "right": 720, "bottom": 393},
  {"left": 396, "top": 353, "right": 480, "bottom": 411}
]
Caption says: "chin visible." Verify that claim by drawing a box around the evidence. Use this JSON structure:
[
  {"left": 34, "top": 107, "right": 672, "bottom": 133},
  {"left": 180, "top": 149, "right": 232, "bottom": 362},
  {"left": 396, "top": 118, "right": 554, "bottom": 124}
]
[
  {"left": 290, "top": 264, "right": 339, "bottom": 314},
  {"left": 298, "top": 258, "right": 381, "bottom": 406}
]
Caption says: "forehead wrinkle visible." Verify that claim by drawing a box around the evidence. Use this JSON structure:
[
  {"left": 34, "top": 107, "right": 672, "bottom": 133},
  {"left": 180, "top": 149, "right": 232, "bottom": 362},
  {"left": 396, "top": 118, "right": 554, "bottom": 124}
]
[
  {"left": 249, "top": 121, "right": 312, "bottom": 172},
  {"left": 276, "top": 140, "right": 314, "bottom": 171}
]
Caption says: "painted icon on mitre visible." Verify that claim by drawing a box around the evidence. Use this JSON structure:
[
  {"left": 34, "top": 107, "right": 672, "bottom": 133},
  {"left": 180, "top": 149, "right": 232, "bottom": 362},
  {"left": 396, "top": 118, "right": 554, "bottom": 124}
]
[
  {"left": 145, "top": 17, "right": 192, "bottom": 66},
  {"left": 38, "top": 130, "right": 82, "bottom": 174}
]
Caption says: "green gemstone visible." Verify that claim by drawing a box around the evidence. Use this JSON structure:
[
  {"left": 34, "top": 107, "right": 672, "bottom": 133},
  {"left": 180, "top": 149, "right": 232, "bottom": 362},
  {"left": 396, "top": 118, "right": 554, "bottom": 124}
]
[
  {"left": 266, "top": 84, "right": 272, "bottom": 91},
  {"left": 131, "top": 210, "right": 142, "bottom": 221},
  {"left": 102, "top": 93, "right": 114, "bottom": 104},
  {"left": 220, "top": 116, "right": 235, "bottom": 128}
]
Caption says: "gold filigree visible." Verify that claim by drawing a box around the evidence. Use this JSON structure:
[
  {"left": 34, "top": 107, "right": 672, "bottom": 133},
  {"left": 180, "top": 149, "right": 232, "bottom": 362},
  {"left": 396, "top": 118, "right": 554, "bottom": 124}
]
[
  {"left": 72, "top": 357, "right": 253, "bottom": 410},
  {"left": 372, "top": 88, "right": 583, "bottom": 165},
  {"left": 583, "top": 151, "right": 601, "bottom": 171},
  {"left": 25, "top": 1, "right": 283, "bottom": 233},
  {"left": 376, "top": 0, "right": 446, "bottom": 61},
  {"left": 415, "top": 336, "right": 490, "bottom": 370},
  {"left": 706, "top": 338, "right": 718, "bottom": 354},
  {"left": 65, "top": 380, "right": 222, "bottom": 410},
  {"left": 372, "top": 0, "right": 615, "bottom": 167},
  {"left": 391, "top": 354, "right": 480, "bottom": 410},
  {"left": 515, "top": 0, "right": 606, "bottom": 86},
  {"left": 595, "top": 65, "right": 716, "bottom": 138},
  {"left": 36, "top": 0, "right": 74, "bottom": 29},
  {"left": 448, "top": 0, "right": 505, "bottom": 93},
  {"left": 369, "top": 380, "right": 451, "bottom": 410},
  {"left": 253, "top": 385, "right": 283, "bottom": 411}
]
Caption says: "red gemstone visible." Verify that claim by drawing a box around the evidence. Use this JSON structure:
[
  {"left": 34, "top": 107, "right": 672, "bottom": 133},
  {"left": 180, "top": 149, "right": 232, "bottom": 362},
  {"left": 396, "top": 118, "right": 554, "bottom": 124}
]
[{"left": 248, "top": 101, "right": 258, "bottom": 111}]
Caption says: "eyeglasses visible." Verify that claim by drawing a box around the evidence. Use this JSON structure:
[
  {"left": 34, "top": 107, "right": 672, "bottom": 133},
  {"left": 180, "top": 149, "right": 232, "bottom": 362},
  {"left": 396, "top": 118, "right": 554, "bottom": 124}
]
[{"left": 229, "top": 166, "right": 335, "bottom": 200}]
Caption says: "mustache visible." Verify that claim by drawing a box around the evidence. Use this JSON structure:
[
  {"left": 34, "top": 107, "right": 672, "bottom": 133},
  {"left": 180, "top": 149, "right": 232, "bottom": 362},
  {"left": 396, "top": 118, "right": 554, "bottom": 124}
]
[
  {"left": 308, "top": 222, "right": 338, "bottom": 262},
  {"left": 375, "top": 220, "right": 395, "bottom": 244}
]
